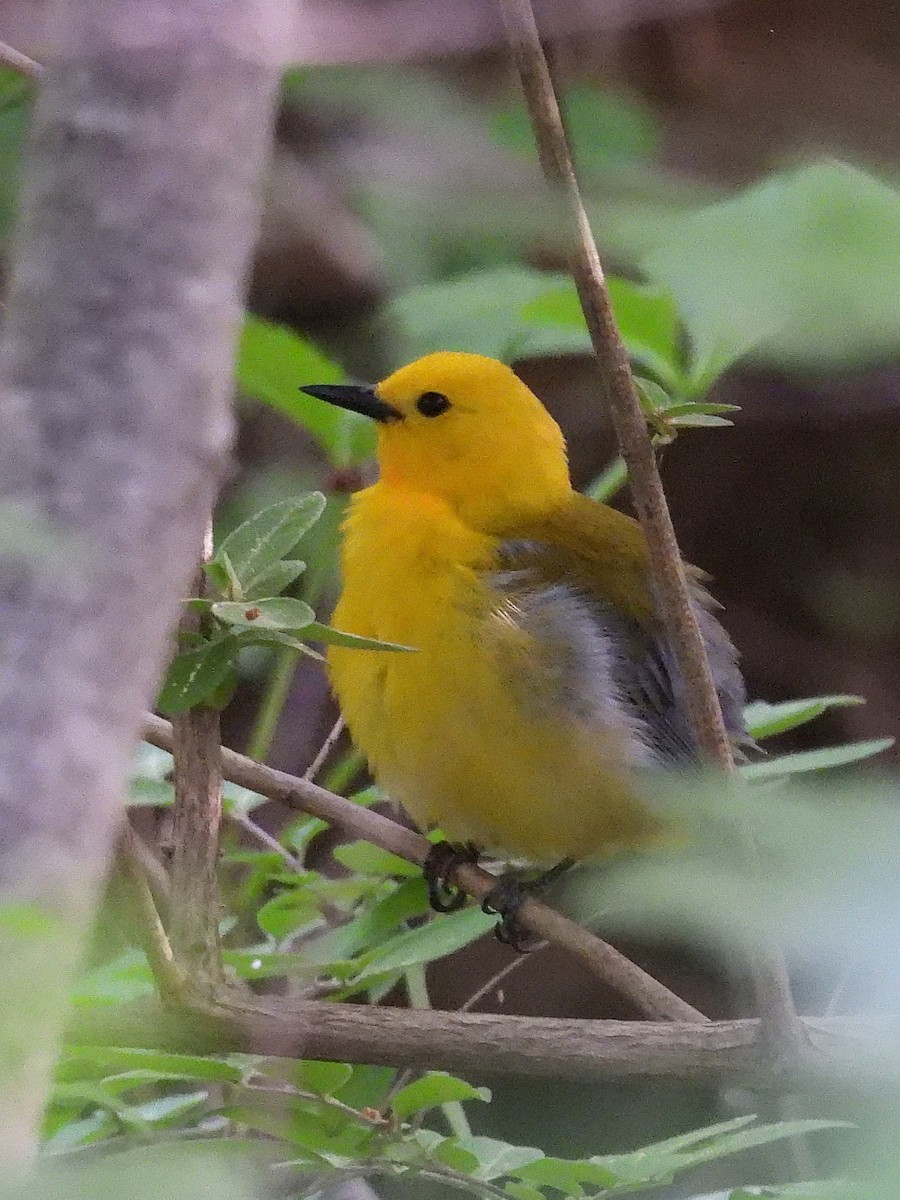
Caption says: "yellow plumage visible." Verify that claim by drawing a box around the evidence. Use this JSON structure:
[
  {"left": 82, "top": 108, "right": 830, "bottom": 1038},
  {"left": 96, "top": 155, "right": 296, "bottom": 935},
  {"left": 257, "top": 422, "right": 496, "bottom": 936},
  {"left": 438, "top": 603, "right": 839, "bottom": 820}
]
[{"left": 310, "top": 352, "right": 746, "bottom": 866}]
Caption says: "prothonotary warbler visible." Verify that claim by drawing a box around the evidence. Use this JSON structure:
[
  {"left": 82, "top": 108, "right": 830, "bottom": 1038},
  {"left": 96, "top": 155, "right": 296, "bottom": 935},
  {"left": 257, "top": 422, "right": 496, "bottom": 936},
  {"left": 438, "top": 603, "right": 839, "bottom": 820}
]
[{"left": 302, "top": 352, "right": 749, "bottom": 939}]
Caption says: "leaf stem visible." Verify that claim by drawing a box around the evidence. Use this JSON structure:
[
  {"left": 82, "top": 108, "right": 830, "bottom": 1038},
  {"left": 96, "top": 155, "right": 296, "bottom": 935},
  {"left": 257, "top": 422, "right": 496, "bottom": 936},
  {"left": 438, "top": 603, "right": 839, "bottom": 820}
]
[{"left": 247, "top": 645, "right": 299, "bottom": 762}]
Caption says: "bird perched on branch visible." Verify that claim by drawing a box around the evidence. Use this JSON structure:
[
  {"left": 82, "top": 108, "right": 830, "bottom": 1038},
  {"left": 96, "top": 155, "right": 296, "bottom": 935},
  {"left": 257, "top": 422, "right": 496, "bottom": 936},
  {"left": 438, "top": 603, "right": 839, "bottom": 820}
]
[{"left": 302, "top": 352, "right": 748, "bottom": 943}]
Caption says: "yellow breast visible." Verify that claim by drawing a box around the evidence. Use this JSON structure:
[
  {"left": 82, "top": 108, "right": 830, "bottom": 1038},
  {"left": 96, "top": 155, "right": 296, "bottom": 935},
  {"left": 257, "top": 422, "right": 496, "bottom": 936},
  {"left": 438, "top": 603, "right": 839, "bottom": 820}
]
[{"left": 327, "top": 483, "right": 656, "bottom": 863}]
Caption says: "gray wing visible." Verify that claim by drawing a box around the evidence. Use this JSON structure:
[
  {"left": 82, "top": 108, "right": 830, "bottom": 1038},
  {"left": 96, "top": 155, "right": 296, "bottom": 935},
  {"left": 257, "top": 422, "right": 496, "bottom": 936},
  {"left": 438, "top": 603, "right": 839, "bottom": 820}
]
[{"left": 491, "top": 539, "right": 750, "bottom": 766}]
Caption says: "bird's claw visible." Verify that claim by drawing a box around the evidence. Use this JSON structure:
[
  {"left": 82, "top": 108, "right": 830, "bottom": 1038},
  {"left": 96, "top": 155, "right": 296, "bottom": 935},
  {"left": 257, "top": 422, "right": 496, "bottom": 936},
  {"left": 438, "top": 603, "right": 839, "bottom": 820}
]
[
  {"left": 482, "top": 859, "right": 574, "bottom": 952},
  {"left": 423, "top": 841, "right": 479, "bottom": 913},
  {"left": 481, "top": 877, "right": 539, "bottom": 952}
]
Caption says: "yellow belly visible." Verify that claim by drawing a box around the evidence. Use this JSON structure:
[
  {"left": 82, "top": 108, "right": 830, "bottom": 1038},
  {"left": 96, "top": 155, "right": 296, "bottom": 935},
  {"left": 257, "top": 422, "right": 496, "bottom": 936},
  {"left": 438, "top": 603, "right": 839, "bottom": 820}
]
[{"left": 327, "top": 484, "right": 657, "bottom": 864}]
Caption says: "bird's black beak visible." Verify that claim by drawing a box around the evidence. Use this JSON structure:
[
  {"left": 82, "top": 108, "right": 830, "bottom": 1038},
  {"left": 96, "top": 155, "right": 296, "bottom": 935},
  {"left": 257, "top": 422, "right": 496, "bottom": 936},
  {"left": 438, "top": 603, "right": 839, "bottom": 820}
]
[{"left": 300, "top": 382, "right": 403, "bottom": 423}]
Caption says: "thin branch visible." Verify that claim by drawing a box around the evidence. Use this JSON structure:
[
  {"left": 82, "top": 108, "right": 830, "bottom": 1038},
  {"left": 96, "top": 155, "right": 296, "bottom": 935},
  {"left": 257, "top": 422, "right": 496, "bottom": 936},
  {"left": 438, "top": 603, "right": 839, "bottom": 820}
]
[
  {"left": 117, "top": 825, "right": 188, "bottom": 1003},
  {"left": 495, "top": 0, "right": 805, "bottom": 1056},
  {"left": 459, "top": 944, "right": 546, "bottom": 1012},
  {"left": 304, "top": 715, "right": 345, "bottom": 782},
  {"left": 0, "top": 41, "right": 41, "bottom": 79},
  {"left": 66, "top": 996, "right": 889, "bottom": 1086},
  {"left": 230, "top": 809, "right": 303, "bottom": 870},
  {"left": 143, "top": 712, "right": 706, "bottom": 1023}
]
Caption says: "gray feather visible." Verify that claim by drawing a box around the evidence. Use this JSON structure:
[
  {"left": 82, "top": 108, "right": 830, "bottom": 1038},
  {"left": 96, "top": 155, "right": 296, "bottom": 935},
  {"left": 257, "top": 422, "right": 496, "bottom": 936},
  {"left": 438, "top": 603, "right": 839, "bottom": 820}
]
[{"left": 490, "top": 539, "right": 750, "bottom": 765}]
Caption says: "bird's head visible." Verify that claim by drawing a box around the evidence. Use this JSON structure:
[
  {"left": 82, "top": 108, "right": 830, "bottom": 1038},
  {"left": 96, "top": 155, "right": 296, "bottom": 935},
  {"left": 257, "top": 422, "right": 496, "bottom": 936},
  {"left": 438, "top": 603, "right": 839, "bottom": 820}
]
[{"left": 302, "top": 352, "right": 571, "bottom": 532}]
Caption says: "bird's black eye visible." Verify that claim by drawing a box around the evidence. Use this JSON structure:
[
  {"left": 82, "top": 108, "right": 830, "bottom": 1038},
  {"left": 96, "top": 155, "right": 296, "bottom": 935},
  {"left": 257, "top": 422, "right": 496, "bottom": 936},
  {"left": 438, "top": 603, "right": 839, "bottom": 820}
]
[{"left": 416, "top": 391, "right": 452, "bottom": 418}]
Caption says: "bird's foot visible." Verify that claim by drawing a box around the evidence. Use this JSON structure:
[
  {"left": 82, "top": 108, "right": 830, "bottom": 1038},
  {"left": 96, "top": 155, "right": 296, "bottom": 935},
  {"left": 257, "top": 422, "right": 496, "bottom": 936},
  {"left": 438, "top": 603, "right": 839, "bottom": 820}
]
[
  {"left": 423, "top": 840, "right": 479, "bottom": 913},
  {"left": 482, "top": 858, "right": 575, "bottom": 952}
]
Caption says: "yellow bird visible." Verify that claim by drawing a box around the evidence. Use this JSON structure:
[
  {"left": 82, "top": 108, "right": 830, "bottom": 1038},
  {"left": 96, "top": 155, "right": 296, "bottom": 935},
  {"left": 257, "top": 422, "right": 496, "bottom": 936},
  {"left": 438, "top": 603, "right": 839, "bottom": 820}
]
[{"left": 302, "top": 352, "right": 748, "bottom": 935}]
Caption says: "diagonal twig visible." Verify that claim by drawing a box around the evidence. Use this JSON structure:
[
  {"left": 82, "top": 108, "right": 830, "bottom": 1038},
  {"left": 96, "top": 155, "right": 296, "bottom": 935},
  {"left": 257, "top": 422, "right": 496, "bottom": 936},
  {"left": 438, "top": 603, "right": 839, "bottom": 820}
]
[
  {"left": 143, "top": 712, "right": 706, "bottom": 1023},
  {"left": 118, "top": 824, "right": 187, "bottom": 1003},
  {"left": 495, "top": 0, "right": 805, "bottom": 1058},
  {"left": 0, "top": 41, "right": 41, "bottom": 79}
]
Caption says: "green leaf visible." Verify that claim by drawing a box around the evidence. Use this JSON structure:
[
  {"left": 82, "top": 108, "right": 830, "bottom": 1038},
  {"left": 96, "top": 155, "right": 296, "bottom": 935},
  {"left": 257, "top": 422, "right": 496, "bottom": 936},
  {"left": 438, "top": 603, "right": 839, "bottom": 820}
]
[
  {"left": 243, "top": 559, "right": 306, "bottom": 598},
  {"left": 454, "top": 1136, "right": 544, "bottom": 1181},
  {"left": 390, "top": 1074, "right": 489, "bottom": 1121},
  {"left": 634, "top": 375, "right": 672, "bottom": 413},
  {"left": 504, "top": 1184, "right": 546, "bottom": 1200},
  {"left": 430, "top": 1138, "right": 482, "bottom": 1173},
  {"left": 283, "top": 815, "right": 329, "bottom": 854},
  {"left": 517, "top": 1156, "right": 619, "bottom": 1191},
  {"left": 214, "top": 495, "right": 326, "bottom": 596},
  {"left": 388, "top": 266, "right": 573, "bottom": 362},
  {"left": 256, "top": 886, "right": 322, "bottom": 939},
  {"left": 296, "top": 1060, "right": 354, "bottom": 1097},
  {"left": 71, "top": 950, "right": 155, "bottom": 1007},
  {"left": 304, "top": 621, "right": 414, "bottom": 652},
  {"left": 667, "top": 412, "right": 734, "bottom": 427},
  {"left": 332, "top": 842, "right": 421, "bottom": 878},
  {"left": 157, "top": 636, "right": 240, "bottom": 715},
  {"left": 662, "top": 400, "right": 742, "bottom": 417},
  {"left": 595, "top": 1117, "right": 848, "bottom": 1187},
  {"left": 585, "top": 456, "right": 628, "bottom": 503},
  {"left": 60, "top": 1047, "right": 244, "bottom": 1085},
  {"left": 349, "top": 906, "right": 496, "bottom": 984},
  {"left": 212, "top": 596, "right": 315, "bottom": 632},
  {"left": 642, "top": 161, "right": 900, "bottom": 375},
  {"left": 493, "top": 85, "right": 658, "bottom": 173},
  {"left": 232, "top": 628, "right": 325, "bottom": 660},
  {"left": 522, "top": 277, "right": 683, "bottom": 388},
  {"left": 237, "top": 317, "right": 375, "bottom": 466},
  {"left": 221, "top": 949, "right": 312, "bottom": 980},
  {"left": 744, "top": 695, "right": 864, "bottom": 740},
  {"left": 741, "top": 738, "right": 894, "bottom": 780}
]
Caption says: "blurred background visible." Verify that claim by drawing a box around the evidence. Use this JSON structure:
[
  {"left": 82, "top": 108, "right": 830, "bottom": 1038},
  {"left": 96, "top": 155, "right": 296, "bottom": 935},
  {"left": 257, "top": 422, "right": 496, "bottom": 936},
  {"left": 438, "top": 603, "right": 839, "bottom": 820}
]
[{"left": 5, "top": 0, "right": 899, "bottom": 1190}]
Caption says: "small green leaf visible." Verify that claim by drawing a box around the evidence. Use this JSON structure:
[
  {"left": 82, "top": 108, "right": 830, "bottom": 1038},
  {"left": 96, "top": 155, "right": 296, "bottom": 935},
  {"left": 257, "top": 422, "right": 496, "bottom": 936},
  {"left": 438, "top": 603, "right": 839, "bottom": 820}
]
[
  {"left": 634, "top": 376, "right": 672, "bottom": 413},
  {"left": 741, "top": 738, "right": 894, "bottom": 780},
  {"left": 244, "top": 559, "right": 306, "bottom": 599},
  {"left": 60, "top": 1046, "right": 244, "bottom": 1085},
  {"left": 744, "top": 695, "right": 864, "bottom": 740},
  {"left": 517, "top": 1156, "right": 619, "bottom": 1190},
  {"left": 305, "top": 622, "right": 414, "bottom": 652},
  {"left": 233, "top": 628, "right": 325, "bottom": 660},
  {"left": 212, "top": 596, "right": 315, "bottom": 632},
  {"left": 157, "top": 636, "right": 239, "bottom": 715},
  {"left": 296, "top": 1060, "right": 354, "bottom": 1097},
  {"left": 332, "top": 842, "right": 421, "bottom": 878},
  {"left": 667, "top": 412, "right": 734, "bottom": 427},
  {"left": 504, "top": 1183, "right": 546, "bottom": 1200},
  {"left": 390, "top": 1074, "right": 489, "bottom": 1121},
  {"left": 595, "top": 1117, "right": 848, "bottom": 1185},
  {"left": 256, "top": 886, "right": 322, "bottom": 939},
  {"left": 71, "top": 950, "right": 155, "bottom": 1007},
  {"left": 456, "top": 1137, "right": 544, "bottom": 1182},
  {"left": 203, "top": 559, "right": 232, "bottom": 594},
  {"left": 585, "top": 456, "right": 628, "bottom": 503},
  {"left": 662, "top": 401, "right": 742, "bottom": 417},
  {"left": 350, "top": 907, "right": 496, "bottom": 983},
  {"left": 214, "top": 495, "right": 325, "bottom": 595},
  {"left": 430, "top": 1138, "right": 482, "bottom": 1174}
]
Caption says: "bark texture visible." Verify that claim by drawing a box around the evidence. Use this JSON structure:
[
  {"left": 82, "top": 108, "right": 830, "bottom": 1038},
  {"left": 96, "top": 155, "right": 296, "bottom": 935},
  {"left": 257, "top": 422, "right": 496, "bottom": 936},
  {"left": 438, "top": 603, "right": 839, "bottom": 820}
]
[{"left": 0, "top": 0, "right": 288, "bottom": 1161}]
